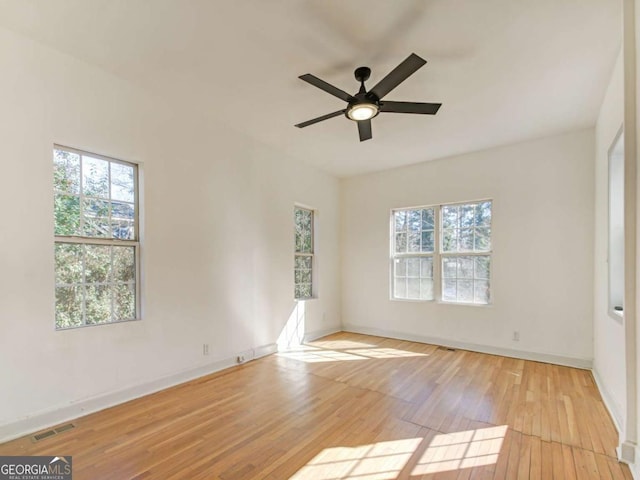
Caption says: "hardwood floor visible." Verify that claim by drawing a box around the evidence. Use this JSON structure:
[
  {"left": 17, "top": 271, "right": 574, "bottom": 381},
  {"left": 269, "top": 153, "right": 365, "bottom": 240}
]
[{"left": 0, "top": 332, "right": 632, "bottom": 479}]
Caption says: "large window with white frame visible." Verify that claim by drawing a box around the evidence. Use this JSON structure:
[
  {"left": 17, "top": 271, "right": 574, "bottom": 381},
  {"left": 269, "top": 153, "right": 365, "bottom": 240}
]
[
  {"left": 392, "top": 207, "right": 436, "bottom": 300},
  {"left": 53, "top": 146, "right": 140, "bottom": 329},
  {"left": 391, "top": 200, "right": 492, "bottom": 305},
  {"left": 294, "top": 206, "right": 314, "bottom": 299}
]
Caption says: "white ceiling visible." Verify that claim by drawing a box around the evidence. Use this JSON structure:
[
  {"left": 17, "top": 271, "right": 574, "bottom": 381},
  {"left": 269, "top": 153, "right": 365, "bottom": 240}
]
[{"left": 0, "top": 0, "right": 621, "bottom": 177}]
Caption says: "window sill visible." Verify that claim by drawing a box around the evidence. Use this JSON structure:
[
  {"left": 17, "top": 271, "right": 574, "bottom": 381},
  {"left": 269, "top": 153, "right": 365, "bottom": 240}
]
[
  {"left": 610, "top": 309, "right": 623, "bottom": 322},
  {"left": 390, "top": 297, "right": 435, "bottom": 303},
  {"left": 438, "top": 300, "right": 492, "bottom": 308},
  {"left": 55, "top": 317, "right": 142, "bottom": 331},
  {"left": 389, "top": 298, "right": 492, "bottom": 307}
]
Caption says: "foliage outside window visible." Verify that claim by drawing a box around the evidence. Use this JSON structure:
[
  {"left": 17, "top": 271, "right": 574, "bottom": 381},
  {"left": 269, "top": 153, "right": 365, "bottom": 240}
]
[
  {"left": 294, "top": 207, "right": 314, "bottom": 299},
  {"left": 392, "top": 200, "right": 492, "bottom": 305},
  {"left": 54, "top": 146, "right": 139, "bottom": 329}
]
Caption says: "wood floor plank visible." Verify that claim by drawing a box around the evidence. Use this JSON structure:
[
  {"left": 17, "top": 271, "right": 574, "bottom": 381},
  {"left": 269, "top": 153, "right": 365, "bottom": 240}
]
[
  {"left": 539, "top": 440, "right": 552, "bottom": 479},
  {"left": 550, "top": 440, "right": 564, "bottom": 480},
  {"left": 528, "top": 435, "right": 541, "bottom": 480},
  {"left": 0, "top": 332, "right": 630, "bottom": 479},
  {"left": 561, "top": 443, "right": 578, "bottom": 480},
  {"left": 594, "top": 451, "right": 615, "bottom": 480}
]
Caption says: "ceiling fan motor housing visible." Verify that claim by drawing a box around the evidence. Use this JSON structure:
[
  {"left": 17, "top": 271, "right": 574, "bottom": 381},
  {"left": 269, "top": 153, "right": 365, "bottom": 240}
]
[
  {"left": 354, "top": 66, "right": 371, "bottom": 82},
  {"left": 345, "top": 66, "right": 380, "bottom": 121}
]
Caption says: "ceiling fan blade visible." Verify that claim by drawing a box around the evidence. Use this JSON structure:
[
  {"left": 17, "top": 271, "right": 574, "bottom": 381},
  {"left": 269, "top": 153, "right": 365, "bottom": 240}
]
[
  {"left": 379, "top": 101, "right": 441, "bottom": 115},
  {"left": 369, "top": 53, "right": 427, "bottom": 100},
  {"left": 295, "top": 109, "right": 346, "bottom": 128},
  {"left": 299, "top": 74, "right": 355, "bottom": 102},
  {"left": 357, "top": 119, "right": 372, "bottom": 141}
]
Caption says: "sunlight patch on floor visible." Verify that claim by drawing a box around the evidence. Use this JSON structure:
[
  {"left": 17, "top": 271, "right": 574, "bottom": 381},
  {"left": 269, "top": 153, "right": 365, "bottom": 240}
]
[
  {"left": 411, "top": 425, "right": 507, "bottom": 475},
  {"left": 290, "top": 425, "right": 506, "bottom": 479},
  {"left": 277, "top": 345, "right": 430, "bottom": 363},
  {"left": 291, "top": 438, "right": 423, "bottom": 480},
  {"left": 277, "top": 346, "right": 367, "bottom": 363},
  {"left": 309, "top": 339, "right": 379, "bottom": 350},
  {"left": 346, "top": 347, "right": 429, "bottom": 359}
]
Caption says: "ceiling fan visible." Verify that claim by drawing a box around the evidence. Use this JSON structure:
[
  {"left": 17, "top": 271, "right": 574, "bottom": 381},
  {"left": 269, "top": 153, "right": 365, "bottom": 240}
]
[{"left": 295, "top": 53, "right": 441, "bottom": 142}]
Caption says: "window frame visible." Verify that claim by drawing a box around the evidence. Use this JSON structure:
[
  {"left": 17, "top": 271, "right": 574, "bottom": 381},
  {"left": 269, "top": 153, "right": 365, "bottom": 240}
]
[
  {"left": 294, "top": 206, "right": 315, "bottom": 300},
  {"left": 53, "top": 144, "right": 141, "bottom": 330},
  {"left": 390, "top": 199, "right": 493, "bottom": 306},
  {"left": 607, "top": 126, "right": 624, "bottom": 321},
  {"left": 389, "top": 206, "right": 437, "bottom": 302}
]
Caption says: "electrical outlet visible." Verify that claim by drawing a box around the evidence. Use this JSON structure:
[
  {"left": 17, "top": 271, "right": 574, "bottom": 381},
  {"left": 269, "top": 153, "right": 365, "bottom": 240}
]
[
  {"left": 512, "top": 331, "right": 520, "bottom": 342},
  {"left": 237, "top": 355, "right": 245, "bottom": 364},
  {"left": 203, "top": 344, "right": 209, "bottom": 356}
]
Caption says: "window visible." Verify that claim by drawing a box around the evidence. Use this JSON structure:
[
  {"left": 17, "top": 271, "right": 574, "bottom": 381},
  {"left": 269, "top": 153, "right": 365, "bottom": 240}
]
[
  {"left": 608, "top": 129, "right": 624, "bottom": 318},
  {"left": 392, "top": 208, "right": 435, "bottom": 300},
  {"left": 441, "top": 201, "right": 492, "bottom": 304},
  {"left": 53, "top": 146, "right": 139, "bottom": 329},
  {"left": 391, "top": 200, "right": 492, "bottom": 305},
  {"left": 294, "top": 207, "right": 314, "bottom": 299}
]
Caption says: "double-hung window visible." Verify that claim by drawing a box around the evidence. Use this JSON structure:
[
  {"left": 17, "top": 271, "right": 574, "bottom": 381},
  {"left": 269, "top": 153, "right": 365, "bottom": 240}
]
[
  {"left": 392, "top": 200, "right": 492, "bottom": 305},
  {"left": 53, "top": 146, "right": 140, "bottom": 329},
  {"left": 294, "top": 207, "right": 314, "bottom": 299},
  {"left": 392, "top": 207, "right": 436, "bottom": 300},
  {"left": 440, "top": 201, "right": 492, "bottom": 304}
]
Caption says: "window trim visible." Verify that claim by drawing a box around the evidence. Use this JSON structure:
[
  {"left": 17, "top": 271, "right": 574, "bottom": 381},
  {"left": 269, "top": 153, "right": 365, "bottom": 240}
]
[
  {"left": 388, "top": 205, "right": 438, "bottom": 302},
  {"left": 53, "top": 145, "right": 141, "bottom": 330},
  {"left": 607, "top": 126, "right": 625, "bottom": 322},
  {"left": 53, "top": 144, "right": 140, "bottom": 240},
  {"left": 294, "top": 205, "right": 315, "bottom": 300},
  {"left": 390, "top": 199, "right": 493, "bottom": 306}
]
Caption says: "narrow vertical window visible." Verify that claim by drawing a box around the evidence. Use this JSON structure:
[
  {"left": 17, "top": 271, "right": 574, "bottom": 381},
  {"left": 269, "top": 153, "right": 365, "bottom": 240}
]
[
  {"left": 53, "top": 146, "right": 140, "bottom": 329},
  {"left": 294, "top": 207, "right": 314, "bottom": 299},
  {"left": 608, "top": 130, "right": 624, "bottom": 317},
  {"left": 391, "top": 207, "right": 435, "bottom": 300}
]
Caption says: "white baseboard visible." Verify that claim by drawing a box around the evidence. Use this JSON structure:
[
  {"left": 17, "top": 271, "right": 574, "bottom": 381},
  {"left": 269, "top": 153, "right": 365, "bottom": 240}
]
[
  {"left": 303, "top": 326, "right": 342, "bottom": 343},
  {"left": 632, "top": 447, "right": 640, "bottom": 479},
  {"left": 342, "top": 324, "right": 593, "bottom": 369},
  {"left": 0, "top": 343, "right": 277, "bottom": 444},
  {"left": 592, "top": 368, "right": 624, "bottom": 434},
  {"left": 617, "top": 441, "right": 637, "bottom": 464},
  {"left": 616, "top": 443, "right": 638, "bottom": 478}
]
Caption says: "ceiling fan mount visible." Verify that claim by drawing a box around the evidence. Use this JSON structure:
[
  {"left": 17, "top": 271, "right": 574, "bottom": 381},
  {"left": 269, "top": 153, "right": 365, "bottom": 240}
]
[
  {"left": 295, "top": 53, "right": 441, "bottom": 142},
  {"left": 354, "top": 66, "right": 371, "bottom": 83}
]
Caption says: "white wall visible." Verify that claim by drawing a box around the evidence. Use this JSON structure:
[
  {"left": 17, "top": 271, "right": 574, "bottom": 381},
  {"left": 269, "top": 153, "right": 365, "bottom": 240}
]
[
  {"left": 593, "top": 49, "right": 626, "bottom": 431},
  {"left": 0, "top": 26, "right": 341, "bottom": 440},
  {"left": 341, "top": 130, "right": 595, "bottom": 366}
]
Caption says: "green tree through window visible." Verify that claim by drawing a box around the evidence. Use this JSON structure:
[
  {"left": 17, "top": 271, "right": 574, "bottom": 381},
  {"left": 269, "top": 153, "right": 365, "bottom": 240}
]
[
  {"left": 294, "top": 207, "right": 314, "bottom": 299},
  {"left": 53, "top": 146, "right": 139, "bottom": 329}
]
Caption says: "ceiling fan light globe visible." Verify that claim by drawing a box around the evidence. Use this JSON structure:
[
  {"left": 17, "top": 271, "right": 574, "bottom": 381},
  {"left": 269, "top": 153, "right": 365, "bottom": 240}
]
[{"left": 347, "top": 103, "right": 378, "bottom": 121}]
